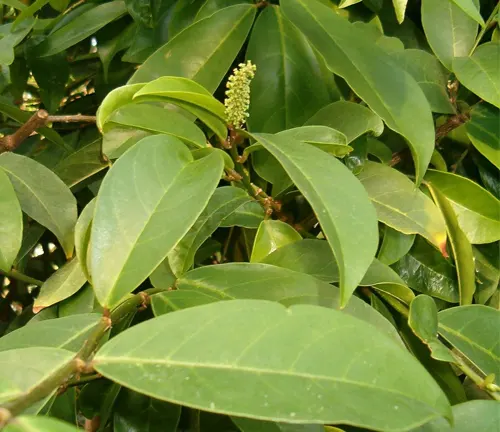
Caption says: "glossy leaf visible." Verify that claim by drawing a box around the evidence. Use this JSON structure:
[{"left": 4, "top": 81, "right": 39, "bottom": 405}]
[
  {"left": 426, "top": 184, "right": 475, "bottom": 305},
  {"left": 282, "top": 0, "right": 434, "bottom": 184},
  {"left": 424, "top": 170, "right": 500, "bottom": 244},
  {"left": 251, "top": 220, "right": 301, "bottom": 263},
  {"left": 168, "top": 186, "right": 252, "bottom": 277},
  {"left": 94, "top": 300, "right": 451, "bottom": 430},
  {"left": 421, "top": 0, "right": 478, "bottom": 70},
  {"left": 449, "top": 0, "right": 484, "bottom": 26},
  {"left": 276, "top": 126, "right": 350, "bottom": 157},
  {"left": 0, "top": 153, "right": 77, "bottom": 257},
  {"left": 0, "top": 313, "right": 100, "bottom": 352},
  {"left": 74, "top": 199, "right": 95, "bottom": 282},
  {"left": 466, "top": 103, "right": 500, "bottom": 169},
  {"left": 358, "top": 162, "right": 447, "bottom": 252},
  {"left": 245, "top": 5, "right": 334, "bottom": 133},
  {"left": 253, "top": 133, "right": 378, "bottom": 306},
  {"left": 90, "top": 135, "right": 224, "bottom": 308},
  {"left": 378, "top": 226, "right": 416, "bottom": 266},
  {"left": 0, "top": 347, "right": 73, "bottom": 404},
  {"left": 220, "top": 199, "right": 265, "bottom": 229},
  {"left": 58, "top": 284, "right": 96, "bottom": 317},
  {"left": 453, "top": 43, "right": 500, "bottom": 109},
  {"left": 3, "top": 416, "right": 80, "bottom": 432},
  {"left": 54, "top": 139, "right": 108, "bottom": 188},
  {"left": 392, "top": 237, "right": 459, "bottom": 303},
  {"left": 35, "top": 2, "right": 128, "bottom": 57},
  {"left": 0, "top": 168, "right": 22, "bottom": 272},
  {"left": 305, "top": 101, "right": 384, "bottom": 143},
  {"left": 175, "top": 262, "right": 403, "bottom": 344},
  {"left": 96, "top": 83, "right": 145, "bottom": 130},
  {"left": 392, "top": 49, "right": 455, "bottom": 114},
  {"left": 473, "top": 246, "right": 499, "bottom": 305},
  {"left": 408, "top": 295, "right": 455, "bottom": 362},
  {"left": 33, "top": 258, "right": 87, "bottom": 313},
  {"left": 0, "top": 19, "right": 35, "bottom": 66},
  {"left": 152, "top": 289, "right": 224, "bottom": 315},
  {"left": 233, "top": 417, "right": 323, "bottom": 432},
  {"left": 392, "top": 0, "right": 408, "bottom": 23},
  {"left": 129, "top": 4, "right": 256, "bottom": 89},
  {"left": 438, "top": 305, "right": 500, "bottom": 379}
]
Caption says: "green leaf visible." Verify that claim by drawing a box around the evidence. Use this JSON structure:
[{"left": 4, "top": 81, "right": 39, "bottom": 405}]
[
  {"left": 392, "top": 49, "right": 455, "bottom": 114},
  {"left": 0, "top": 168, "right": 22, "bottom": 272},
  {"left": 466, "top": 103, "right": 500, "bottom": 169},
  {"left": 251, "top": 220, "right": 301, "bottom": 263},
  {"left": 35, "top": 1, "right": 128, "bottom": 57},
  {"left": 195, "top": 0, "right": 253, "bottom": 21},
  {"left": 438, "top": 305, "right": 500, "bottom": 379},
  {"left": 233, "top": 417, "right": 323, "bottom": 432},
  {"left": 392, "top": 237, "right": 459, "bottom": 303},
  {"left": 129, "top": 4, "right": 256, "bottom": 90},
  {"left": 54, "top": 139, "right": 108, "bottom": 188},
  {"left": 245, "top": 5, "right": 334, "bottom": 133},
  {"left": 305, "top": 101, "right": 384, "bottom": 143},
  {"left": 0, "top": 153, "right": 77, "bottom": 257},
  {"left": 410, "top": 400, "right": 500, "bottom": 432},
  {"left": 449, "top": 0, "right": 485, "bottom": 26},
  {"left": 98, "top": 23, "right": 136, "bottom": 82},
  {"left": 74, "top": 199, "right": 95, "bottom": 282},
  {"left": 13, "top": 223, "right": 45, "bottom": 266},
  {"left": 0, "top": 313, "right": 100, "bottom": 352},
  {"left": 0, "top": 19, "right": 35, "bottom": 66},
  {"left": 421, "top": 0, "right": 478, "bottom": 70},
  {"left": 96, "top": 83, "right": 145, "bottom": 130},
  {"left": 220, "top": 200, "right": 265, "bottom": 229},
  {"left": 424, "top": 170, "right": 500, "bottom": 244},
  {"left": 453, "top": 43, "right": 500, "bottom": 109},
  {"left": 378, "top": 226, "right": 416, "bottom": 266},
  {"left": 253, "top": 133, "right": 378, "bottom": 306},
  {"left": 94, "top": 300, "right": 451, "bottom": 430},
  {"left": 281, "top": 0, "right": 434, "bottom": 184},
  {"left": 58, "top": 284, "right": 96, "bottom": 317},
  {"left": 152, "top": 289, "right": 224, "bottom": 315},
  {"left": 0, "top": 347, "right": 73, "bottom": 404},
  {"left": 392, "top": 0, "right": 408, "bottom": 23},
  {"left": 79, "top": 380, "right": 121, "bottom": 428},
  {"left": 49, "top": 0, "right": 69, "bottom": 12},
  {"left": 33, "top": 258, "right": 87, "bottom": 313},
  {"left": 105, "top": 103, "right": 207, "bottom": 149},
  {"left": 114, "top": 388, "right": 181, "bottom": 432},
  {"left": 3, "top": 416, "right": 80, "bottom": 432},
  {"left": 358, "top": 162, "right": 447, "bottom": 252},
  {"left": 89, "top": 135, "right": 224, "bottom": 308},
  {"left": 473, "top": 246, "right": 499, "bottom": 305},
  {"left": 277, "top": 126, "right": 351, "bottom": 157},
  {"left": 408, "top": 295, "right": 455, "bottom": 362},
  {"left": 175, "top": 262, "right": 403, "bottom": 344},
  {"left": 426, "top": 184, "right": 476, "bottom": 305},
  {"left": 366, "top": 137, "right": 393, "bottom": 164},
  {"left": 168, "top": 186, "right": 252, "bottom": 277}
]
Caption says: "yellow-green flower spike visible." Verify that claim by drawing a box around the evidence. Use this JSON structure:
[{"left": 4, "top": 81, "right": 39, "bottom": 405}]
[{"left": 224, "top": 60, "right": 257, "bottom": 129}]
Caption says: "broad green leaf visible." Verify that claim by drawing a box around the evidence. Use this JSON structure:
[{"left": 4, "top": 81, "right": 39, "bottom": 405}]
[
  {"left": 98, "top": 23, "right": 135, "bottom": 82},
  {"left": 58, "top": 284, "right": 96, "bottom": 317},
  {"left": 74, "top": 199, "right": 95, "bottom": 282},
  {"left": 13, "top": 223, "right": 45, "bottom": 266},
  {"left": 175, "top": 262, "right": 403, "bottom": 344},
  {"left": 277, "top": 126, "right": 350, "bottom": 157},
  {"left": 410, "top": 400, "right": 500, "bottom": 432},
  {"left": 133, "top": 76, "right": 226, "bottom": 120},
  {"left": 96, "top": 83, "right": 145, "bottom": 130},
  {"left": 0, "top": 153, "right": 77, "bottom": 257},
  {"left": 339, "top": 0, "right": 362, "bottom": 7},
  {"left": 35, "top": 1, "right": 128, "bottom": 57},
  {"left": 392, "top": 237, "right": 459, "bottom": 303},
  {"left": 426, "top": 185, "right": 475, "bottom": 305},
  {"left": 12, "top": 0, "right": 49, "bottom": 28},
  {"left": 0, "top": 313, "right": 100, "bottom": 352},
  {"left": 0, "top": 347, "right": 73, "bottom": 404},
  {"left": 438, "top": 305, "right": 500, "bottom": 379},
  {"left": 473, "top": 246, "right": 499, "bottom": 305},
  {"left": 421, "top": 0, "right": 478, "bottom": 70},
  {"left": 430, "top": 150, "right": 448, "bottom": 172},
  {"left": 168, "top": 186, "right": 252, "bottom": 277},
  {"left": 378, "top": 226, "right": 416, "bottom": 265},
  {"left": 220, "top": 199, "right": 265, "bottom": 229},
  {"left": 0, "top": 19, "right": 35, "bottom": 66},
  {"left": 129, "top": 4, "right": 256, "bottom": 89},
  {"left": 408, "top": 295, "right": 455, "bottom": 362},
  {"left": 105, "top": 103, "right": 207, "bottom": 150},
  {"left": 233, "top": 417, "right": 323, "bottom": 432},
  {"left": 358, "top": 162, "right": 447, "bottom": 252},
  {"left": 114, "top": 388, "right": 181, "bottom": 432},
  {"left": 0, "top": 0, "right": 26, "bottom": 10},
  {"left": 449, "top": 0, "right": 484, "bottom": 26},
  {"left": 253, "top": 133, "right": 378, "bottom": 307},
  {"left": 453, "top": 43, "right": 500, "bottom": 109},
  {"left": 33, "top": 258, "right": 87, "bottom": 313},
  {"left": 3, "top": 416, "right": 80, "bottom": 432},
  {"left": 392, "top": 0, "right": 408, "bottom": 23},
  {"left": 152, "top": 289, "right": 224, "bottom": 315},
  {"left": 281, "top": 0, "right": 434, "bottom": 184},
  {"left": 366, "top": 137, "right": 393, "bottom": 164},
  {"left": 251, "top": 220, "right": 301, "bottom": 263},
  {"left": 195, "top": 0, "right": 253, "bottom": 21},
  {"left": 466, "top": 103, "right": 500, "bottom": 169},
  {"left": 79, "top": 380, "right": 121, "bottom": 428},
  {"left": 305, "top": 101, "right": 383, "bottom": 143},
  {"left": 90, "top": 135, "right": 224, "bottom": 308},
  {"left": 94, "top": 300, "right": 451, "bottom": 430},
  {"left": 102, "top": 126, "right": 153, "bottom": 160},
  {"left": 54, "top": 139, "right": 108, "bottom": 188},
  {"left": 392, "top": 49, "right": 455, "bottom": 114},
  {"left": 245, "top": 6, "right": 334, "bottom": 133},
  {"left": 0, "top": 169, "right": 22, "bottom": 272},
  {"left": 424, "top": 170, "right": 500, "bottom": 244}
]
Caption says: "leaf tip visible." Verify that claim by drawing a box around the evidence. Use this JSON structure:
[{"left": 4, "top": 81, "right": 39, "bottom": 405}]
[
  {"left": 32, "top": 305, "right": 45, "bottom": 314},
  {"left": 438, "top": 236, "right": 448, "bottom": 259}
]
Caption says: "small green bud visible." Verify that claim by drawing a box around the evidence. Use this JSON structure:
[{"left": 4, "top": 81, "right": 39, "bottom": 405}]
[{"left": 224, "top": 60, "right": 257, "bottom": 129}]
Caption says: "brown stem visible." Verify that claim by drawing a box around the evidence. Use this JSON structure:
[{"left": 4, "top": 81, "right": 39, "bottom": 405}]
[
  {"left": 0, "top": 110, "right": 48, "bottom": 153},
  {"left": 47, "top": 114, "right": 96, "bottom": 123},
  {"left": 435, "top": 112, "right": 470, "bottom": 142}
]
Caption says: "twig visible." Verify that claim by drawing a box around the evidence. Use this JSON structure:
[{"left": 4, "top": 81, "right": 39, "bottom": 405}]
[
  {"left": 47, "top": 115, "right": 96, "bottom": 123},
  {"left": 469, "top": 3, "right": 500, "bottom": 55},
  {"left": 0, "top": 110, "right": 48, "bottom": 153},
  {"left": 435, "top": 113, "right": 470, "bottom": 142},
  {"left": 0, "top": 269, "right": 44, "bottom": 286}
]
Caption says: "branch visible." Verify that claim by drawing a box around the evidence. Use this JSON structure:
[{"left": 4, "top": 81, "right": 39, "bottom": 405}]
[
  {"left": 47, "top": 114, "right": 96, "bottom": 123},
  {"left": 0, "top": 110, "right": 48, "bottom": 153}
]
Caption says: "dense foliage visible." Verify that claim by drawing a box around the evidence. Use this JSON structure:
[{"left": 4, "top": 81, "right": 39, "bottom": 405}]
[{"left": 0, "top": 0, "right": 498, "bottom": 431}]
